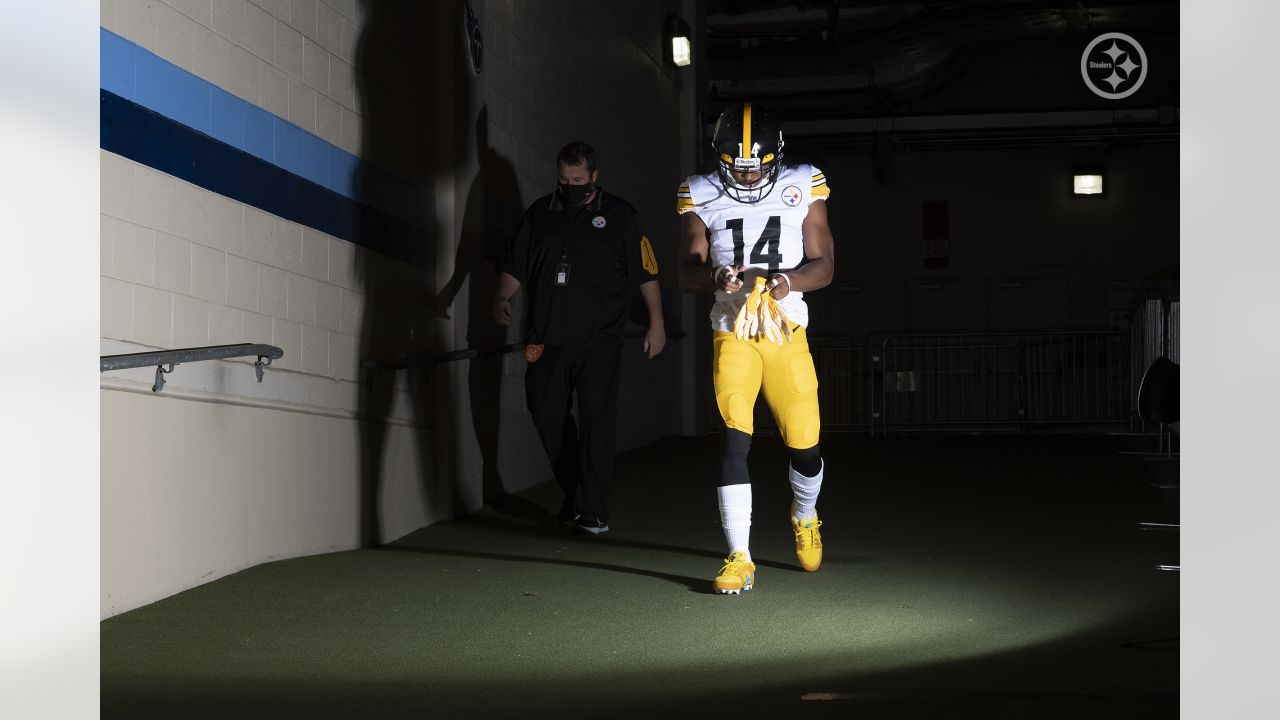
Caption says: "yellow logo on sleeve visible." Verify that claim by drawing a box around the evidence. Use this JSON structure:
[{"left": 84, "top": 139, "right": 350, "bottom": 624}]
[{"left": 640, "top": 236, "right": 659, "bottom": 274}]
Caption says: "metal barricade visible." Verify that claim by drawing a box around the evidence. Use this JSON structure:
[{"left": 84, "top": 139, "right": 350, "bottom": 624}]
[
  {"left": 727, "top": 337, "right": 877, "bottom": 436},
  {"left": 1129, "top": 297, "right": 1179, "bottom": 434},
  {"left": 811, "top": 338, "right": 876, "bottom": 431},
  {"left": 874, "top": 331, "right": 1131, "bottom": 433},
  {"left": 707, "top": 330, "right": 1131, "bottom": 436}
]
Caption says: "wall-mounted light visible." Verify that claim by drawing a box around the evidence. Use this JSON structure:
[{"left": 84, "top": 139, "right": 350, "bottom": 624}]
[
  {"left": 672, "top": 36, "right": 691, "bottom": 66},
  {"left": 665, "top": 15, "right": 692, "bottom": 67},
  {"left": 1073, "top": 163, "right": 1105, "bottom": 196},
  {"left": 1074, "top": 174, "right": 1103, "bottom": 194}
]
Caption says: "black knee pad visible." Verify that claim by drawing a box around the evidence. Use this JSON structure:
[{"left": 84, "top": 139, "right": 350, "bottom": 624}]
[
  {"left": 718, "top": 429, "right": 752, "bottom": 487},
  {"left": 789, "top": 443, "right": 822, "bottom": 478}
]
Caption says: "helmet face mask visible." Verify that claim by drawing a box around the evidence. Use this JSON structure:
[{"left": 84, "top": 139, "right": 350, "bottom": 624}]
[{"left": 712, "top": 102, "right": 785, "bottom": 204}]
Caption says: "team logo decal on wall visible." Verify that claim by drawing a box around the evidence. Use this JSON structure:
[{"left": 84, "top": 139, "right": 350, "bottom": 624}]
[
  {"left": 464, "top": 2, "right": 483, "bottom": 75},
  {"left": 592, "top": 216, "right": 607, "bottom": 228},
  {"left": 782, "top": 185, "right": 802, "bottom": 207}
]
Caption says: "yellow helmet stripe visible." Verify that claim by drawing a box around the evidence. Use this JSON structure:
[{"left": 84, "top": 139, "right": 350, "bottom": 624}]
[{"left": 741, "top": 102, "right": 752, "bottom": 159}]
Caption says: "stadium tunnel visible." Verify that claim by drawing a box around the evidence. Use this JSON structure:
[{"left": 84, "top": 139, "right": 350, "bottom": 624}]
[{"left": 97, "top": 1, "right": 1178, "bottom": 717}]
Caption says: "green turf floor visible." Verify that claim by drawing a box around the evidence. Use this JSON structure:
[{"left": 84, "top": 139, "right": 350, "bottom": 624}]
[{"left": 101, "top": 433, "right": 1178, "bottom": 719}]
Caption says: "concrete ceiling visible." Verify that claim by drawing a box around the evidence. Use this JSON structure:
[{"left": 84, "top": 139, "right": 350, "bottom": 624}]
[{"left": 702, "top": 0, "right": 1179, "bottom": 151}]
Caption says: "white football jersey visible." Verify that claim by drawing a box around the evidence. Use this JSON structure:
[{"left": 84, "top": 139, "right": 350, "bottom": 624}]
[{"left": 677, "top": 163, "right": 831, "bottom": 331}]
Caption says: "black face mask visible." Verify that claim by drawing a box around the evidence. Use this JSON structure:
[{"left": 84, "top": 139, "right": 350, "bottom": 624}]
[{"left": 559, "top": 182, "right": 594, "bottom": 206}]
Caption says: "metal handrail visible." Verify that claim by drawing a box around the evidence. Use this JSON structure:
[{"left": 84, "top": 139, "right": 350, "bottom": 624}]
[{"left": 100, "top": 343, "right": 284, "bottom": 393}]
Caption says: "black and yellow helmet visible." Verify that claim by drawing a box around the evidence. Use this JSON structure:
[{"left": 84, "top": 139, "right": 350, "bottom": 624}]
[{"left": 711, "top": 102, "right": 785, "bottom": 203}]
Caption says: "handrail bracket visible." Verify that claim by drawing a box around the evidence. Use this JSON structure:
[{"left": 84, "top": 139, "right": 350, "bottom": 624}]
[
  {"left": 255, "top": 355, "right": 272, "bottom": 383},
  {"left": 153, "top": 363, "right": 177, "bottom": 393}
]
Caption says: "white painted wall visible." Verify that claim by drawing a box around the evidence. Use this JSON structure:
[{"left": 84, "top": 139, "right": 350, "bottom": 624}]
[{"left": 100, "top": 388, "right": 444, "bottom": 615}]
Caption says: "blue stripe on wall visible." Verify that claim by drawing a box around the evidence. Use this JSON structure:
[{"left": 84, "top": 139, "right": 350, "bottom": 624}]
[
  {"left": 102, "top": 90, "right": 434, "bottom": 270},
  {"left": 99, "top": 27, "right": 429, "bottom": 237}
]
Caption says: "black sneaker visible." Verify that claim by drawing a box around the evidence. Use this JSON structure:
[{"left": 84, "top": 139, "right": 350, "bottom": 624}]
[
  {"left": 572, "top": 516, "right": 610, "bottom": 535},
  {"left": 557, "top": 502, "right": 578, "bottom": 525}
]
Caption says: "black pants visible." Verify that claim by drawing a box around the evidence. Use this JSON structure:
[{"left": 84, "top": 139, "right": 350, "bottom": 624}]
[{"left": 524, "top": 342, "right": 623, "bottom": 523}]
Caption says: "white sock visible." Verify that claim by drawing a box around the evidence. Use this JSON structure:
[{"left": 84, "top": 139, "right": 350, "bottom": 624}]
[
  {"left": 717, "top": 484, "right": 752, "bottom": 562},
  {"left": 790, "top": 459, "right": 824, "bottom": 522}
]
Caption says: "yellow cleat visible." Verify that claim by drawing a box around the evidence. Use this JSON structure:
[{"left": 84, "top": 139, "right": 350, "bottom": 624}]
[
  {"left": 791, "top": 508, "right": 823, "bottom": 572},
  {"left": 713, "top": 552, "right": 757, "bottom": 594}
]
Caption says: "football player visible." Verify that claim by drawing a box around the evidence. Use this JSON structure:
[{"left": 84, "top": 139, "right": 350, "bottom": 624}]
[{"left": 677, "top": 102, "right": 835, "bottom": 594}]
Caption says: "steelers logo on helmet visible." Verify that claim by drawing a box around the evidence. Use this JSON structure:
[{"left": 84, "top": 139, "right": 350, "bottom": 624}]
[{"left": 712, "top": 102, "right": 785, "bottom": 204}]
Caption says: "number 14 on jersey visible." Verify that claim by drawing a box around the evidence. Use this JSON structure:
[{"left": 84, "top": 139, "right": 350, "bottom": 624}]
[{"left": 727, "top": 215, "right": 783, "bottom": 273}]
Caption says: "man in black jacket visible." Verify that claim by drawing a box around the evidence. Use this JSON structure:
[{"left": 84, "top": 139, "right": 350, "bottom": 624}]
[{"left": 493, "top": 141, "right": 665, "bottom": 535}]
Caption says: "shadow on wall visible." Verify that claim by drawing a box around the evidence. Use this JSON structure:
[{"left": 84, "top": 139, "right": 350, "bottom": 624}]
[
  {"left": 352, "top": 0, "right": 460, "bottom": 546},
  {"left": 352, "top": 0, "right": 535, "bottom": 545},
  {"left": 437, "top": 106, "right": 526, "bottom": 507}
]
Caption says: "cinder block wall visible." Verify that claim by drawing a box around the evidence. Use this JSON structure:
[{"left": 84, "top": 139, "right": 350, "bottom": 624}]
[{"left": 100, "top": 0, "right": 692, "bottom": 618}]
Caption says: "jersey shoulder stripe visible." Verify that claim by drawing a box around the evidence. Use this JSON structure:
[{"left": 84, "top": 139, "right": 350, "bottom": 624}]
[
  {"left": 679, "top": 173, "right": 725, "bottom": 213},
  {"left": 808, "top": 164, "right": 831, "bottom": 200},
  {"left": 676, "top": 182, "right": 695, "bottom": 213}
]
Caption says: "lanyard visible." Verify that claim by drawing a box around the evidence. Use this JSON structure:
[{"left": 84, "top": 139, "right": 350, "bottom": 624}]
[
  {"left": 555, "top": 206, "right": 589, "bottom": 287},
  {"left": 558, "top": 204, "right": 592, "bottom": 262}
]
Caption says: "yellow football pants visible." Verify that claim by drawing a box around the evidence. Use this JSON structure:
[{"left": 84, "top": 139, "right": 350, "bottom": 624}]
[{"left": 712, "top": 326, "right": 821, "bottom": 449}]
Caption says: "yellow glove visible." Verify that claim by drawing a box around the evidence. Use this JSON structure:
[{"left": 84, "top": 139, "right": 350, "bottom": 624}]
[
  {"left": 733, "top": 276, "right": 767, "bottom": 341},
  {"left": 759, "top": 291, "right": 792, "bottom": 345},
  {"left": 759, "top": 292, "right": 781, "bottom": 344}
]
